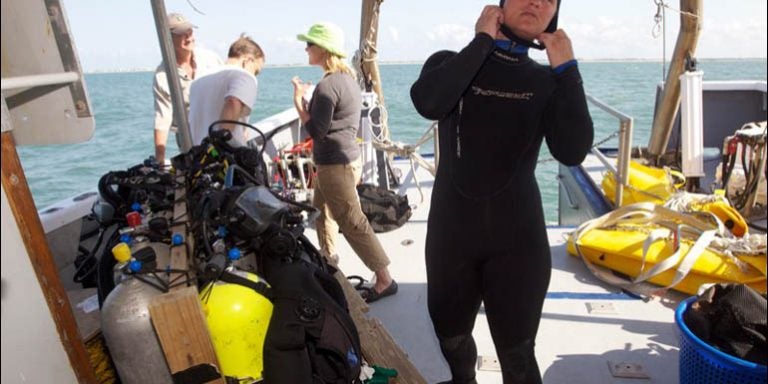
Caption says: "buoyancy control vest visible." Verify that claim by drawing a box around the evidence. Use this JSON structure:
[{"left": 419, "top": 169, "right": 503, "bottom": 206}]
[{"left": 262, "top": 257, "right": 363, "bottom": 384}]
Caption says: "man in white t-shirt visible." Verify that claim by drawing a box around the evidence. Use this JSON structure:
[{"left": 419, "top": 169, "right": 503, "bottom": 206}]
[
  {"left": 153, "top": 12, "right": 223, "bottom": 165},
  {"left": 188, "top": 34, "right": 264, "bottom": 147}
]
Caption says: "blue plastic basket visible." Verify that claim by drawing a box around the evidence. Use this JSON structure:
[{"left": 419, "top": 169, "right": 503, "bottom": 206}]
[{"left": 676, "top": 296, "right": 768, "bottom": 384}]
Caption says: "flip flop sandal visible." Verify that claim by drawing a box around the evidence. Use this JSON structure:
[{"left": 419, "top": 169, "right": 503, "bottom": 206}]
[{"left": 362, "top": 280, "right": 398, "bottom": 303}]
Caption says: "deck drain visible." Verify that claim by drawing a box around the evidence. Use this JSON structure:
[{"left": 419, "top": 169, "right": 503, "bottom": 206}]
[
  {"left": 477, "top": 355, "right": 501, "bottom": 372},
  {"left": 585, "top": 302, "right": 618, "bottom": 315},
  {"left": 607, "top": 361, "right": 650, "bottom": 379}
]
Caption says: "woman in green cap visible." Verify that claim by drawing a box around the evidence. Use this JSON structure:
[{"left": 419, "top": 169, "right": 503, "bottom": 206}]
[{"left": 292, "top": 22, "right": 397, "bottom": 303}]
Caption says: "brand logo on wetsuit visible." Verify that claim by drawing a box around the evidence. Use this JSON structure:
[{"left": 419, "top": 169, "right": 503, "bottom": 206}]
[
  {"left": 470, "top": 86, "right": 533, "bottom": 100},
  {"left": 492, "top": 50, "right": 521, "bottom": 62}
]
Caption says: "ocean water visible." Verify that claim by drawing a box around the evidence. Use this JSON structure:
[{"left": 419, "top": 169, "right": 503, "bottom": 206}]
[{"left": 17, "top": 59, "right": 767, "bottom": 223}]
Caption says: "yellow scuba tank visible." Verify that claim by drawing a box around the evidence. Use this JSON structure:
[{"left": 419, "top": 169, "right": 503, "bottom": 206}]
[
  {"left": 200, "top": 268, "right": 273, "bottom": 382},
  {"left": 602, "top": 160, "right": 685, "bottom": 206}
]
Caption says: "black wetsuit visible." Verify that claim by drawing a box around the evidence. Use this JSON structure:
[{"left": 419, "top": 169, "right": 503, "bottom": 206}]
[{"left": 411, "top": 33, "right": 593, "bottom": 383}]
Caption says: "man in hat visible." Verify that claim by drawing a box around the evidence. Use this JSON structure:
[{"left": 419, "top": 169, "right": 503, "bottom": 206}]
[
  {"left": 411, "top": 0, "right": 593, "bottom": 383},
  {"left": 152, "top": 12, "right": 223, "bottom": 166}
]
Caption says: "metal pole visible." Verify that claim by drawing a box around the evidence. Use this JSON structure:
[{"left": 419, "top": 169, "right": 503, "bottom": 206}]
[
  {"left": 616, "top": 117, "right": 634, "bottom": 207},
  {"left": 149, "top": 0, "right": 192, "bottom": 152},
  {"left": 0, "top": 73, "right": 79, "bottom": 91},
  {"left": 585, "top": 93, "right": 634, "bottom": 208},
  {"left": 647, "top": 0, "right": 702, "bottom": 160}
]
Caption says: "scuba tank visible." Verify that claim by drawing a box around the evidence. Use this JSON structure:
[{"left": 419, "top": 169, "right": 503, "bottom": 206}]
[
  {"left": 200, "top": 250, "right": 274, "bottom": 383},
  {"left": 101, "top": 241, "right": 173, "bottom": 384}
]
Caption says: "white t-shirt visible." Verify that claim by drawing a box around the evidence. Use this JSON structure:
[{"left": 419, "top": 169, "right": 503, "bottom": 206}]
[
  {"left": 188, "top": 65, "right": 258, "bottom": 146},
  {"left": 153, "top": 47, "right": 223, "bottom": 133}
]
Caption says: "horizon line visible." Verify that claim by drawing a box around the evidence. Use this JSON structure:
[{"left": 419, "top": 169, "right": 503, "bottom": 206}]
[{"left": 85, "top": 57, "right": 768, "bottom": 74}]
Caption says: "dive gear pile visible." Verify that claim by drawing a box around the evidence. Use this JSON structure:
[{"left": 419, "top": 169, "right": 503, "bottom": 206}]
[{"left": 89, "top": 121, "right": 363, "bottom": 383}]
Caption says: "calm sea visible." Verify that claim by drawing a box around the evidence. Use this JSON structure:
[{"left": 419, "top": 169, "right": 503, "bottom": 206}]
[{"left": 17, "top": 59, "right": 767, "bottom": 223}]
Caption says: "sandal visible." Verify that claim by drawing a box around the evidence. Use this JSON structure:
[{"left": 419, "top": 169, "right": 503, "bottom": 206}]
[
  {"left": 361, "top": 280, "right": 398, "bottom": 303},
  {"left": 347, "top": 275, "right": 368, "bottom": 292}
]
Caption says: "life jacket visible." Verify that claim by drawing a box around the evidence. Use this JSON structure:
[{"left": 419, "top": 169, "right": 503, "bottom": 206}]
[
  {"left": 356, "top": 184, "right": 412, "bottom": 233},
  {"left": 262, "top": 257, "right": 363, "bottom": 384}
]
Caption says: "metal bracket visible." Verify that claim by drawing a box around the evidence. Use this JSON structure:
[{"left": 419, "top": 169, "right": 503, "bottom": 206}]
[
  {"left": 44, "top": 0, "right": 91, "bottom": 118},
  {"left": 1, "top": 96, "right": 12, "bottom": 133},
  {"left": 477, "top": 355, "right": 501, "bottom": 372},
  {"left": 607, "top": 361, "right": 650, "bottom": 379},
  {"left": 586, "top": 301, "right": 618, "bottom": 315}
]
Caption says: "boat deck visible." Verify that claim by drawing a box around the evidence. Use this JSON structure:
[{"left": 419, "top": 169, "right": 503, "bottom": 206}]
[{"left": 304, "top": 158, "right": 686, "bottom": 384}]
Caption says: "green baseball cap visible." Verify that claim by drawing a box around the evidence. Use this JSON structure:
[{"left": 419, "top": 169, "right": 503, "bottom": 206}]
[{"left": 297, "top": 22, "right": 347, "bottom": 58}]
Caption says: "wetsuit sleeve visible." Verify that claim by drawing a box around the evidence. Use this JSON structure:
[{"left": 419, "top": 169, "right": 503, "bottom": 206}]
[
  {"left": 543, "top": 66, "right": 594, "bottom": 166},
  {"left": 410, "top": 33, "right": 496, "bottom": 120}
]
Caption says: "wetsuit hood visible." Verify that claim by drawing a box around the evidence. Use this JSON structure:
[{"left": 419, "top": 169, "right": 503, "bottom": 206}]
[{"left": 498, "top": 0, "right": 561, "bottom": 50}]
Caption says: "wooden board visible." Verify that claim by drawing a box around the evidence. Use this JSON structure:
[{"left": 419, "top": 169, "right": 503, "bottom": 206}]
[
  {"left": 334, "top": 270, "right": 426, "bottom": 384},
  {"left": 169, "top": 175, "right": 194, "bottom": 291},
  {"left": 148, "top": 286, "right": 224, "bottom": 384},
  {"left": 1, "top": 131, "right": 98, "bottom": 383}
]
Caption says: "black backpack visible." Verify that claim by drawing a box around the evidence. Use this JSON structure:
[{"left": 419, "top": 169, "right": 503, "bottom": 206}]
[
  {"left": 262, "top": 258, "right": 362, "bottom": 384},
  {"left": 356, "top": 184, "right": 412, "bottom": 233}
]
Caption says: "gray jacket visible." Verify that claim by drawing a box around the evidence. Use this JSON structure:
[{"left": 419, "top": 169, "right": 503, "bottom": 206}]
[{"left": 304, "top": 72, "right": 361, "bottom": 165}]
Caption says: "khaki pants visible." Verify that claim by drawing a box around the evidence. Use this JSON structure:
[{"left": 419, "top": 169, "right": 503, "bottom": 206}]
[{"left": 313, "top": 159, "right": 390, "bottom": 272}]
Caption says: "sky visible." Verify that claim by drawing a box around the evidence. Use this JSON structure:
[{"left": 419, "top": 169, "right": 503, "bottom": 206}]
[{"left": 63, "top": 0, "right": 767, "bottom": 72}]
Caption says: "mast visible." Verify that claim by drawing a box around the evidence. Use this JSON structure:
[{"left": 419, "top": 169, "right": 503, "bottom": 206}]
[
  {"left": 647, "top": 0, "right": 702, "bottom": 161},
  {"left": 358, "top": 0, "right": 389, "bottom": 140},
  {"left": 150, "top": 0, "right": 192, "bottom": 152}
]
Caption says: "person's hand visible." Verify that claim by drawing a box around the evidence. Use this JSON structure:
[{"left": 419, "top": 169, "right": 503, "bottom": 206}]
[
  {"left": 292, "top": 76, "right": 306, "bottom": 98},
  {"left": 475, "top": 5, "right": 503, "bottom": 38},
  {"left": 537, "top": 29, "right": 575, "bottom": 68},
  {"left": 292, "top": 76, "right": 314, "bottom": 102}
]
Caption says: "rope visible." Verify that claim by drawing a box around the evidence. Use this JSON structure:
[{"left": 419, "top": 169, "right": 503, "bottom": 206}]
[
  {"left": 652, "top": 0, "right": 667, "bottom": 82},
  {"left": 658, "top": 0, "right": 700, "bottom": 19},
  {"left": 369, "top": 118, "right": 437, "bottom": 204},
  {"left": 592, "top": 130, "right": 621, "bottom": 148},
  {"left": 355, "top": 0, "right": 391, "bottom": 142},
  {"left": 368, "top": 104, "right": 626, "bottom": 201},
  {"left": 725, "top": 122, "right": 767, "bottom": 211}
]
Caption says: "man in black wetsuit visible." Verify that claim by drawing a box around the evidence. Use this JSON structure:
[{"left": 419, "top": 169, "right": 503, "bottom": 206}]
[{"left": 410, "top": 0, "right": 593, "bottom": 383}]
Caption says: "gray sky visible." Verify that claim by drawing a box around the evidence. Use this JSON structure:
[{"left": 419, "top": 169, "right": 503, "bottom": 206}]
[{"left": 64, "top": 0, "right": 767, "bottom": 72}]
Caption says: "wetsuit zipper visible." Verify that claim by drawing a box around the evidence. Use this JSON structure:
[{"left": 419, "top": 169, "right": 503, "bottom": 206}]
[{"left": 456, "top": 98, "right": 463, "bottom": 158}]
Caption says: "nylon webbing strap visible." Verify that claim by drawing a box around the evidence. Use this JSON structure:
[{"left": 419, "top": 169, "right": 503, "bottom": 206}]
[
  {"left": 573, "top": 202, "right": 720, "bottom": 298},
  {"left": 219, "top": 270, "right": 274, "bottom": 302}
]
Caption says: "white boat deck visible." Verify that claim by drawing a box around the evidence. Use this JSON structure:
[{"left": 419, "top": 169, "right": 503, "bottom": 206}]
[{"left": 304, "top": 158, "right": 686, "bottom": 384}]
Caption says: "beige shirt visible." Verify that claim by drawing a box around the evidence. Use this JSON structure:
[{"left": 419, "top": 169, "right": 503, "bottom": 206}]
[{"left": 152, "top": 48, "right": 223, "bottom": 133}]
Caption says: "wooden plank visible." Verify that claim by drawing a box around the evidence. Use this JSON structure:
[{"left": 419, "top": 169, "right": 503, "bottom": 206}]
[
  {"left": 169, "top": 175, "right": 193, "bottom": 291},
  {"left": 334, "top": 269, "right": 426, "bottom": 384},
  {"left": 1, "top": 131, "right": 98, "bottom": 384},
  {"left": 148, "top": 286, "right": 224, "bottom": 384}
]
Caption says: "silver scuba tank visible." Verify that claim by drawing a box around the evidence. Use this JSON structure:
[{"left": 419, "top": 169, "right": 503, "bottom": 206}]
[{"left": 101, "top": 241, "right": 173, "bottom": 384}]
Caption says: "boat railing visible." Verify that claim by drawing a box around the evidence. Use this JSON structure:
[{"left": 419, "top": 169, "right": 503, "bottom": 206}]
[{"left": 586, "top": 93, "right": 634, "bottom": 207}]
